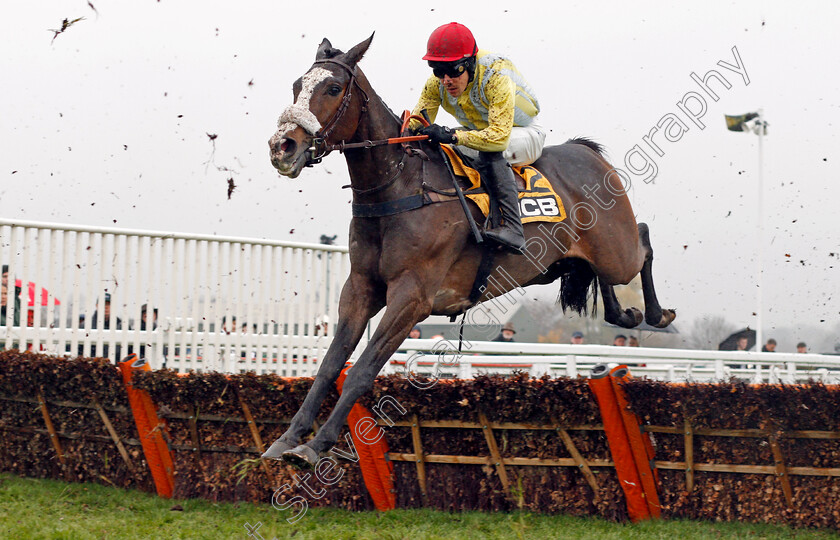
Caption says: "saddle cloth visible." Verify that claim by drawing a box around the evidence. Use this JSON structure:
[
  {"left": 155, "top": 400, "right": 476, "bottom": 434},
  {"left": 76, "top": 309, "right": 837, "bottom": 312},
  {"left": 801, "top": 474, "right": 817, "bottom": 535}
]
[{"left": 440, "top": 145, "right": 567, "bottom": 224}]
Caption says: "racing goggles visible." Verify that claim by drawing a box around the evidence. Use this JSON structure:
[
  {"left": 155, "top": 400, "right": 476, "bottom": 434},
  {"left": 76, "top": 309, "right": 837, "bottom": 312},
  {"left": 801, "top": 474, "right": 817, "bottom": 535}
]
[{"left": 429, "top": 59, "right": 470, "bottom": 79}]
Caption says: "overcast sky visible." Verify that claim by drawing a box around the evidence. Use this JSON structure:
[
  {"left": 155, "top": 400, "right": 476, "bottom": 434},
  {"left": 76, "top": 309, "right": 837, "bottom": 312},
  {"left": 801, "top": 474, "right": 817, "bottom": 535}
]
[{"left": 2, "top": 1, "right": 838, "bottom": 347}]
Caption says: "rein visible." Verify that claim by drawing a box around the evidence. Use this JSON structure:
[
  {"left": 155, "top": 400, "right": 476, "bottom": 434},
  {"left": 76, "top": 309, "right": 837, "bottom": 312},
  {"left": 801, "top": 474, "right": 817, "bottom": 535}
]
[
  {"left": 305, "top": 59, "right": 428, "bottom": 167},
  {"left": 302, "top": 71, "right": 493, "bottom": 304}
]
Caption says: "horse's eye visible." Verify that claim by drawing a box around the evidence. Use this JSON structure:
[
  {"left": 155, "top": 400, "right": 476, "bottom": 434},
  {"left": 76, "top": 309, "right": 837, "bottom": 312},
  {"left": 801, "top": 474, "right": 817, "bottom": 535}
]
[{"left": 328, "top": 85, "right": 342, "bottom": 97}]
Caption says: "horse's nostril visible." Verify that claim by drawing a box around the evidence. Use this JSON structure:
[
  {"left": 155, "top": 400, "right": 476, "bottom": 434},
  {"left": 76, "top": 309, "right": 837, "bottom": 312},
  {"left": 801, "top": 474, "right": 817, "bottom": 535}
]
[{"left": 280, "top": 138, "right": 296, "bottom": 155}]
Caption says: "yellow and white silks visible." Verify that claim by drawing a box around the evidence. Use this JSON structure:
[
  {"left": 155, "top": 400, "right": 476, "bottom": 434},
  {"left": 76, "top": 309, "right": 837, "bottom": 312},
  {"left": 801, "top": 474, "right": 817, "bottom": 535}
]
[{"left": 412, "top": 49, "right": 546, "bottom": 166}]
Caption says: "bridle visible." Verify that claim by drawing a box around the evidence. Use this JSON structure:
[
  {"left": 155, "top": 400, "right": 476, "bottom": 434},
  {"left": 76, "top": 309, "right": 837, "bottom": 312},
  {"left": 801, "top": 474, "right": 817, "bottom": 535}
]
[
  {"left": 303, "top": 58, "right": 370, "bottom": 166},
  {"left": 300, "top": 59, "right": 431, "bottom": 170},
  {"left": 278, "top": 50, "right": 485, "bottom": 271}
]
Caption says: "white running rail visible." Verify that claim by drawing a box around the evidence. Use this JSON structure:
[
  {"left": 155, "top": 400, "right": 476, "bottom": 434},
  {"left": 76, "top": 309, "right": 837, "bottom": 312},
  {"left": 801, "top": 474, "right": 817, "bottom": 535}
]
[
  {"left": 388, "top": 339, "right": 840, "bottom": 384},
  {"left": 2, "top": 219, "right": 839, "bottom": 383},
  {"left": 0, "top": 219, "right": 348, "bottom": 376}
]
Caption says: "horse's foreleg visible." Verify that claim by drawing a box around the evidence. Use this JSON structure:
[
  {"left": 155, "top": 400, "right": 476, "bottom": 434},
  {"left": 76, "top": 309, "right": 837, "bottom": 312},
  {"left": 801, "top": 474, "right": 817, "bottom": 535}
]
[
  {"left": 637, "top": 223, "right": 676, "bottom": 328},
  {"left": 599, "top": 279, "right": 643, "bottom": 328},
  {"left": 283, "top": 278, "right": 431, "bottom": 465},
  {"left": 262, "top": 275, "right": 384, "bottom": 460}
]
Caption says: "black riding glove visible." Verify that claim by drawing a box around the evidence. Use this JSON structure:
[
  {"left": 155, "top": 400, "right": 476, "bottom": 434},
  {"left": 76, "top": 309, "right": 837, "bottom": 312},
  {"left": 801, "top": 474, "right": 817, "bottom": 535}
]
[{"left": 419, "top": 124, "right": 457, "bottom": 145}]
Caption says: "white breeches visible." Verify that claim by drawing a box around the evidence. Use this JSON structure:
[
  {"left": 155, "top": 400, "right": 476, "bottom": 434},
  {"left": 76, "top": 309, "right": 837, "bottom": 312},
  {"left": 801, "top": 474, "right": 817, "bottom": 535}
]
[{"left": 458, "top": 116, "right": 547, "bottom": 166}]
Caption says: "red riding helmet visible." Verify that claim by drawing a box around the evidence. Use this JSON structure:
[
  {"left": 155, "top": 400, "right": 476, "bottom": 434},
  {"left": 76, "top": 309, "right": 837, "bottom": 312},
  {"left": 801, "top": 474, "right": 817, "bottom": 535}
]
[{"left": 422, "top": 22, "right": 477, "bottom": 62}]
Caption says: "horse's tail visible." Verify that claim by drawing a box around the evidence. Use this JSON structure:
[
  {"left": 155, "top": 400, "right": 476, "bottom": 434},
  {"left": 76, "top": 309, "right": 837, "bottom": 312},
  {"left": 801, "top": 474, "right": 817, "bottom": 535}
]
[{"left": 557, "top": 258, "right": 599, "bottom": 316}]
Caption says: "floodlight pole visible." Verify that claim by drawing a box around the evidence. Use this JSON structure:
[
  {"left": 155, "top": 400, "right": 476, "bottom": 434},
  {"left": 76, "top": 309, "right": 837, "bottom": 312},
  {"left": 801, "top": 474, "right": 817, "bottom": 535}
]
[{"left": 755, "top": 109, "right": 765, "bottom": 351}]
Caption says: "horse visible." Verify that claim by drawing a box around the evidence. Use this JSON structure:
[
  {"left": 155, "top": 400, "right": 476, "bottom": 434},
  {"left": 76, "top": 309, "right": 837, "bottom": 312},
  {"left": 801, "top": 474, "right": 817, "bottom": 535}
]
[{"left": 265, "top": 34, "right": 675, "bottom": 467}]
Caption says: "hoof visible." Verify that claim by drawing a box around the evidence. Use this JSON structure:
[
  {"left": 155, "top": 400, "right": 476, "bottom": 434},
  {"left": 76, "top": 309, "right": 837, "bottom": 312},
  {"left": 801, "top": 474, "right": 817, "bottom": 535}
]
[
  {"left": 261, "top": 438, "right": 297, "bottom": 461},
  {"left": 609, "top": 307, "right": 644, "bottom": 329},
  {"left": 626, "top": 307, "right": 644, "bottom": 327},
  {"left": 652, "top": 309, "right": 677, "bottom": 328},
  {"left": 282, "top": 444, "right": 320, "bottom": 469}
]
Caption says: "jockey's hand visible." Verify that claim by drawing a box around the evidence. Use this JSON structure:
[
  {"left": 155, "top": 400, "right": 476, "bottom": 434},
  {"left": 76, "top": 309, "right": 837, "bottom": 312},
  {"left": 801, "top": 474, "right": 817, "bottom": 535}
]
[{"left": 419, "top": 124, "right": 457, "bottom": 145}]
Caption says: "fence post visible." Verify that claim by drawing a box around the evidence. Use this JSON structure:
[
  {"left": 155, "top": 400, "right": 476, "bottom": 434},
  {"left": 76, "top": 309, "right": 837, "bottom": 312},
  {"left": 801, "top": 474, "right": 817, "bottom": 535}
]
[
  {"left": 684, "top": 418, "right": 694, "bottom": 492},
  {"left": 768, "top": 366, "right": 780, "bottom": 385},
  {"left": 817, "top": 368, "right": 829, "bottom": 384},
  {"left": 768, "top": 433, "right": 794, "bottom": 507},
  {"left": 410, "top": 414, "right": 428, "bottom": 504},
  {"left": 478, "top": 410, "right": 512, "bottom": 500},
  {"left": 751, "top": 364, "right": 763, "bottom": 385},
  {"left": 785, "top": 362, "right": 796, "bottom": 384},
  {"left": 685, "top": 362, "right": 694, "bottom": 382},
  {"left": 566, "top": 354, "right": 577, "bottom": 378},
  {"left": 530, "top": 362, "right": 550, "bottom": 377},
  {"left": 714, "top": 359, "right": 725, "bottom": 381},
  {"left": 36, "top": 390, "right": 69, "bottom": 481}
]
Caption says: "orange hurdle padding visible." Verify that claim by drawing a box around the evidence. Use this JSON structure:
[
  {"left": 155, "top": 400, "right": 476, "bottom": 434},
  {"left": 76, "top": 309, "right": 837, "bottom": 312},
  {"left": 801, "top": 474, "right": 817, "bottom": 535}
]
[
  {"left": 609, "top": 366, "right": 661, "bottom": 518},
  {"left": 588, "top": 364, "right": 651, "bottom": 522},
  {"left": 611, "top": 366, "right": 660, "bottom": 482},
  {"left": 119, "top": 354, "right": 175, "bottom": 498},
  {"left": 335, "top": 365, "right": 396, "bottom": 511}
]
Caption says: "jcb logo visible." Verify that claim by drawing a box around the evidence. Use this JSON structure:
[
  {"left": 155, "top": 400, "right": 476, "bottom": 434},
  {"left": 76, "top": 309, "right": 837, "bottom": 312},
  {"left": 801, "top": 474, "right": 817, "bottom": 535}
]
[{"left": 520, "top": 196, "right": 560, "bottom": 217}]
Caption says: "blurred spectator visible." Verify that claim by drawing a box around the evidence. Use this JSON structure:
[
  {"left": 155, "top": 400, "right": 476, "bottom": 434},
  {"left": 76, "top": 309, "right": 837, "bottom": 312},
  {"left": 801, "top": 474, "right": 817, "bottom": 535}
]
[
  {"left": 571, "top": 331, "right": 584, "bottom": 344},
  {"left": 140, "top": 304, "right": 158, "bottom": 331},
  {"left": 796, "top": 342, "right": 808, "bottom": 353},
  {"left": 1, "top": 265, "right": 21, "bottom": 327},
  {"left": 613, "top": 334, "right": 627, "bottom": 347},
  {"left": 87, "top": 293, "right": 123, "bottom": 330},
  {"left": 493, "top": 322, "right": 516, "bottom": 342},
  {"left": 735, "top": 336, "right": 749, "bottom": 351},
  {"left": 408, "top": 326, "right": 422, "bottom": 339},
  {"left": 222, "top": 315, "right": 238, "bottom": 334},
  {"left": 314, "top": 314, "right": 330, "bottom": 337},
  {"left": 628, "top": 336, "right": 639, "bottom": 347},
  {"left": 242, "top": 322, "right": 258, "bottom": 334},
  {"left": 132, "top": 304, "right": 159, "bottom": 361},
  {"left": 79, "top": 293, "right": 122, "bottom": 358},
  {"left": 761, "top": 338, "right": 777, "bottom": 352}
]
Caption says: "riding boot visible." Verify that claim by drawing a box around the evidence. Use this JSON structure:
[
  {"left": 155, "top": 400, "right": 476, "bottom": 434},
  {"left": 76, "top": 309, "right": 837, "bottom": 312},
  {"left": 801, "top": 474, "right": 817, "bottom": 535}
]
[{"left": 478, "top": 151, "right": 525, "bottom": 252}]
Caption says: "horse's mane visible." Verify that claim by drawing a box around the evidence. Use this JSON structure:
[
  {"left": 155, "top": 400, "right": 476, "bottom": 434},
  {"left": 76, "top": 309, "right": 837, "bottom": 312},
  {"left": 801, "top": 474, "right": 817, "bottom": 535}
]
[
  {"left": 320, "top": 46, "right": 403, "bottom": 126},
  {"left": 565, "top": 137, "right": 606, "bottom": 157}
]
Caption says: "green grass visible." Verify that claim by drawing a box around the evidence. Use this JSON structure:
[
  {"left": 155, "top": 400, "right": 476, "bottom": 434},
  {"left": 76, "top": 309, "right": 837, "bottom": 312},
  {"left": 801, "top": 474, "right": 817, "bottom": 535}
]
[{"left": 0, "top": 473, "right": 837, "bottom": 539}]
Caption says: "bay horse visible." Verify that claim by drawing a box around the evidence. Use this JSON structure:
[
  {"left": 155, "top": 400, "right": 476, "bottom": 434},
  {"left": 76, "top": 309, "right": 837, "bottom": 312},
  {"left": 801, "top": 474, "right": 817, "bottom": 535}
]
[{"left": 265, "top": 35, "right": 675, "bottom": 467}]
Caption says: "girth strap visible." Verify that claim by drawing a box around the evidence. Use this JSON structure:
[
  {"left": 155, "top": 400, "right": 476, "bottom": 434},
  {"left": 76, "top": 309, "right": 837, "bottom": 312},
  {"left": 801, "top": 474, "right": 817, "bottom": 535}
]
[
  {"left": 468, "top": 248, "right": 496, "bottom": 305},
  {"left": 352, "top": 193, "right": 428, "bottom": 218},
  {"left": 351, "top": 186, "right": 462, "bottom": 218}
]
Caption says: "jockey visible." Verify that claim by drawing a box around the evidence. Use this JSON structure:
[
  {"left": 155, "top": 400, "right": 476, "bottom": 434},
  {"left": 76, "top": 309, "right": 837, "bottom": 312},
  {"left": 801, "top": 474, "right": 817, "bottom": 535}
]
[{"left": 411, "top": 22, "right": 546, "bottom": 252}]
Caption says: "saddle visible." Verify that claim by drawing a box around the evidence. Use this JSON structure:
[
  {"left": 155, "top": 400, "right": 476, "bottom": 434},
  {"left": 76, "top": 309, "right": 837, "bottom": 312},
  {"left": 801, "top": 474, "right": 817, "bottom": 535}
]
[{"left": 439, "top": 145, "right": 567, "bottom": 225}]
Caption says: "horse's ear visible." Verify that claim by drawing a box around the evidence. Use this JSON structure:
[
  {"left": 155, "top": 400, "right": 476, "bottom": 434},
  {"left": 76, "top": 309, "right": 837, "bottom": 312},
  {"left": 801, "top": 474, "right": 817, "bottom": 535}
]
[
  {"left": 316, "top": 38, "right": 334, "bottom": 60},
  {"left": 342, "top": 32, "right": 374, "bottom": 67}
]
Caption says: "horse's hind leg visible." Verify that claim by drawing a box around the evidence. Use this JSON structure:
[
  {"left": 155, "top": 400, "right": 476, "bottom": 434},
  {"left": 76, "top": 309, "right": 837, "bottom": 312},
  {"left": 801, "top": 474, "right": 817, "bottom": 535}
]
[
  {"left": 599, "top": 280, "right": 644, "bottom": 328},
  {"left": 262, "top": 275, "right": 384, "bottom": 460},
  {"left": 638, "top": 223, "right": 676, "bottom": 328}
]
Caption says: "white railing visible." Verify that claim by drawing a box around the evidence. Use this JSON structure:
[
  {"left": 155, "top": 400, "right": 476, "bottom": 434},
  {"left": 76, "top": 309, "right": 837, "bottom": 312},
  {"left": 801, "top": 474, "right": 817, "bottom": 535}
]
[
  {"left": 387, "top": 339, "right": 840, "bottom": 384},
  {"left": 0, "top": 219, "right": 349, "bottom": 376},
  {"left": 3, "top": 219, "right": 839, "bottom": 383}
]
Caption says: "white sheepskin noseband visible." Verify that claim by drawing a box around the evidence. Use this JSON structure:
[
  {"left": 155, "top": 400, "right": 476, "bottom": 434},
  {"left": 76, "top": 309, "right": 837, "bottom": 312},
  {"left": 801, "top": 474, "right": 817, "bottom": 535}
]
[{"left": 277, "top": 104, "right": 321, "bottom": 136}]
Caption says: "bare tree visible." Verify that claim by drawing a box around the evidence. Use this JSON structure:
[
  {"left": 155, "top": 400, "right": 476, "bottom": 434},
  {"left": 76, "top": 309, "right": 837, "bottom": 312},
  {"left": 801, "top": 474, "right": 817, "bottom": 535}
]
[
  {"left": 687, "top": 315, "right": 736, "bottom": 350},
  {"left": 524, "top": 298, "right": 566, "bottom": 337}
]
